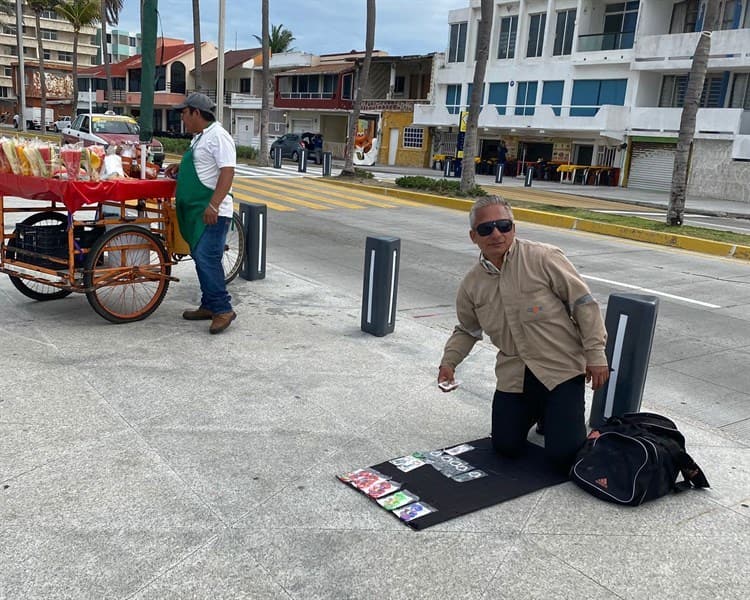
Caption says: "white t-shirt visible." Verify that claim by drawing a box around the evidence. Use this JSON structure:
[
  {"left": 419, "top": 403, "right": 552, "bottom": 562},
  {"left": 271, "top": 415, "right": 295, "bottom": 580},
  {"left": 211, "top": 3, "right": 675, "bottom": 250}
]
[{"left": 190, "top": 122, "right": 236, "bottom": 218}]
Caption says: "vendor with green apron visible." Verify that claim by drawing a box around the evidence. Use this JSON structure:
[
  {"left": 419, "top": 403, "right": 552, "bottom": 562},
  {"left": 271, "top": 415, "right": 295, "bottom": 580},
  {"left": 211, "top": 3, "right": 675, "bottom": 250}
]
[{"left": 165, "top": 93, "right": 237, "bottom": 334}]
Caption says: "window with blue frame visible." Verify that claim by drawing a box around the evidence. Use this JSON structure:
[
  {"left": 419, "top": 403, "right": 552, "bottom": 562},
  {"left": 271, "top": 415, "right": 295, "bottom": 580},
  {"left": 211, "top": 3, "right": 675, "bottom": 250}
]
[
  {"left": 466, "top": 83, "right": 486, "bottom": 108},
  {"left": 446, "top": 84, "right": 462, "bottom": 114},
  {"left": 570, "top": 79, "right": 627, "bottom": 116},
  {"left": 489, "top": 82, "right": 509, "bottom": 115},
  {"left": 659, "top": 74, "right": 726, "bottom": 107},
  {"left": 541, "top": 81, "right": 564, "bottom": 116},
  {"left": 603, "top": 2, "right": 639, "bottom": 50},
  {"left": 515, "top": 81, "right": 538, "bottom": 115}
]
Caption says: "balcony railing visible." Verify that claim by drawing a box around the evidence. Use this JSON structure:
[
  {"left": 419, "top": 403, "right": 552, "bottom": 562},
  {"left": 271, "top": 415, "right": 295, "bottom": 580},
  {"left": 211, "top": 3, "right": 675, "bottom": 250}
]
[{"left": 577, "top": 31, "right": 635, "bottom": 52}]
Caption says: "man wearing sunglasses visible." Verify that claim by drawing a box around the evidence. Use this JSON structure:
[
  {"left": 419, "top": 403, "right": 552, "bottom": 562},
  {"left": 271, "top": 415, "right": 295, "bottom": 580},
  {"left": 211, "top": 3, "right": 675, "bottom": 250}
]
[{"left": 438, "top": 195, "right": 609, "bottom": 471}]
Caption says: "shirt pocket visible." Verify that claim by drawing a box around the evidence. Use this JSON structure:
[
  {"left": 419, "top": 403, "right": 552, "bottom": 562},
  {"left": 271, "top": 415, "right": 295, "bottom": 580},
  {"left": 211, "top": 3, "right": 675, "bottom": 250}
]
[{"left": 519, "top": 290, "right": 566, "bottom": 323}]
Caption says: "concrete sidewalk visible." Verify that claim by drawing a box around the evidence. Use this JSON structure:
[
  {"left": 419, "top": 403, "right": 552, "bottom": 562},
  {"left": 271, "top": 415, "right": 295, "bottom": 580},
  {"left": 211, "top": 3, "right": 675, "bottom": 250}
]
[{"left": 1, "top": 249, "right": 748, "bottom": 598}]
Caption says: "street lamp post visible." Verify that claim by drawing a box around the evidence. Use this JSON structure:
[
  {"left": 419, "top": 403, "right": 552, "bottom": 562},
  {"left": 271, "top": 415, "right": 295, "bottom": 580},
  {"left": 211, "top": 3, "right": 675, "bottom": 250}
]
[{"left": 216, "top": 0, "right": 226, "bottom": 126}]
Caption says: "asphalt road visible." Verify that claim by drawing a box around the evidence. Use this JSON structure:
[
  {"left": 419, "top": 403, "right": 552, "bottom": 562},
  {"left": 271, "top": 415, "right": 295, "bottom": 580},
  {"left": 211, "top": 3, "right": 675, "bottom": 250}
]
[{"left": 264, "top": 198, "right": 750, "bottom": 443}]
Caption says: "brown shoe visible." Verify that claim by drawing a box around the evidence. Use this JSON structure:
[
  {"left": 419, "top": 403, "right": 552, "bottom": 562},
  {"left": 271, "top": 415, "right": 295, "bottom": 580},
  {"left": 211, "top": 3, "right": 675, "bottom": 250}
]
[
  {"left": 183, "top": 307, "right": 214, "bottom": 320},
  {"left": 209, "top": 310, "right": 237, "bottom": 334}
]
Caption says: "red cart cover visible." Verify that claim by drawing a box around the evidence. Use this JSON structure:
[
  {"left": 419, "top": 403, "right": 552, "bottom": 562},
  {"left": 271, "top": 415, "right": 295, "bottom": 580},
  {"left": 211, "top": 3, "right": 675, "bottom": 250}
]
[{"left": 0, "top": 174, "right": 176, "bottom": 213}]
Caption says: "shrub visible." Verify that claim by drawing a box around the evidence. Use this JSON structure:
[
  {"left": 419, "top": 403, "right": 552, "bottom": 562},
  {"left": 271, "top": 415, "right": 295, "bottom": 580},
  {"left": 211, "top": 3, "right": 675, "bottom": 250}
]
[
  {"left": 159, "top": 137, "right": 191, "bottom": 154},
  {"left": 394, "top": 176, "right": 487, "bottom": 197},
  {"left": 236, "top": 145, "right": 257, "bottom": 160}
]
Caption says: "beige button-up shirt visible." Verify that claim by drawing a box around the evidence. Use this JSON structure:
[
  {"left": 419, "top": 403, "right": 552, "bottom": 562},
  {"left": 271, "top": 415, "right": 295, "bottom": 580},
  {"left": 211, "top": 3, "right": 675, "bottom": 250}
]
[{"left": 440, "top": 238, "right": 608, "bottom": 392}]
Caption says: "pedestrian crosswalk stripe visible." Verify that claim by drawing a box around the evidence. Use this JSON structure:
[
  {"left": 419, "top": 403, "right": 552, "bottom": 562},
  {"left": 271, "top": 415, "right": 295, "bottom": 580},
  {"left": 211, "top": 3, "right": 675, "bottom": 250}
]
[
  {"left": 232, "top": 179, "right": 331, "bottom": 210},
  {"left": 236, "top": 178, "right": 364, "bottom": 209},
  {"left": 275, "top": 178, "right": 396, "bottom": 209},
  {"left": 298, "top": 179, "right": 427, "bottom": 208}
]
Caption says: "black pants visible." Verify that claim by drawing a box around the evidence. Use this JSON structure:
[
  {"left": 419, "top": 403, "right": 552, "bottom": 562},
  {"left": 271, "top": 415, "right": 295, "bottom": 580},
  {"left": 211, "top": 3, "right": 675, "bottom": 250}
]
[{"left": 491, "top": 368, "right": 586, "bottom": 471}]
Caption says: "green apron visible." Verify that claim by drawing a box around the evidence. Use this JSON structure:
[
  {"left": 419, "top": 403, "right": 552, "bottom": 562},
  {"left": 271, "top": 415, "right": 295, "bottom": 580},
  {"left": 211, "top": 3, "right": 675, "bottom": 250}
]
[{"left": 175, "top": 139, "right": 213, "bottom": 249}]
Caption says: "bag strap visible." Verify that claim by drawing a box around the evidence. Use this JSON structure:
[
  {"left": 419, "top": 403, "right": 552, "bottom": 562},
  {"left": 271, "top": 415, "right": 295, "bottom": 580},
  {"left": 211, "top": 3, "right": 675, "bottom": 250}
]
[{"left": 653, "top": 433, "right": 710, "bottom": 490}]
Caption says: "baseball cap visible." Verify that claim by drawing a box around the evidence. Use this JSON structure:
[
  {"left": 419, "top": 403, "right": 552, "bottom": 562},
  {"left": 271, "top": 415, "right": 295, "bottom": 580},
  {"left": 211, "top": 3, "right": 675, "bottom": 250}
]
[{"left": 174, "top": 92, "right": 216, "bottom": 116}]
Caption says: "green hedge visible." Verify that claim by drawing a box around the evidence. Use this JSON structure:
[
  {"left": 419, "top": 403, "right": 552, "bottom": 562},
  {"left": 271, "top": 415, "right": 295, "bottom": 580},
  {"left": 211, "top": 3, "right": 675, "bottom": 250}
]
[
  {"left": 394, "top": 175, "right": 487, "bottom": 197},
  {"left": 159, "top": 137, "right": 257, "bottom": 160}
]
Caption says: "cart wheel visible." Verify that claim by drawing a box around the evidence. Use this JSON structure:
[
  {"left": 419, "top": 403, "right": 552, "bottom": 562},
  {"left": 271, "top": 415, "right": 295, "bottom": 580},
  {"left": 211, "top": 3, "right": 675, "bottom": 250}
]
[
  {"left": 84, "top": 225, "right": 170, "bottom": 323},
  {"left": 223, "top": 212, "right": 245, "bottom": 284},
  {"left": 5, "top": 211, "right": 73, "bottom": 301}
]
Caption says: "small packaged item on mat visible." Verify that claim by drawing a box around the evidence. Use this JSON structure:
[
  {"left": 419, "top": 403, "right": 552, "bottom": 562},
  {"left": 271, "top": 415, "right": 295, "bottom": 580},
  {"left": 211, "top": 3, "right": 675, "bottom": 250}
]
[
  {"left": 365, "top": 479, "right": 402, "bottom": 499},
  {"left": 393, "top": 502, "right": 436, "bottom": 522},
  {"left": 389, "top": 455, "right": 426, "bottom": 472},
  {"left": 338, "top": 468, "right": 385, "bottom": 491},
  {"left": 444, "top": 443, "right": 474, "bottom": 456},
  {"left": 452, "top": 470, "right": 488, "bottom": 483},
  {"left": 377, "top": 490, "right": 419, "bottom": 510}
]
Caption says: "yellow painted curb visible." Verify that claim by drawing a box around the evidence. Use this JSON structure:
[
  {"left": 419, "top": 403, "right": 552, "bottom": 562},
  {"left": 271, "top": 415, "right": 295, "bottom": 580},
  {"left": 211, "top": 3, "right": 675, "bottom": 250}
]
[{"left": 324, "top": 180, "right": 750, "bottom": 261}]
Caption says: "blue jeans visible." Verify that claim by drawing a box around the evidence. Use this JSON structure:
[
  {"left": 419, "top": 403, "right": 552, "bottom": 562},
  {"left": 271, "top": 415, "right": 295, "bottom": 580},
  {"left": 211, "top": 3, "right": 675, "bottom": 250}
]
[{"left": 192, "top": 217, "right": 232, "bottom": 314}]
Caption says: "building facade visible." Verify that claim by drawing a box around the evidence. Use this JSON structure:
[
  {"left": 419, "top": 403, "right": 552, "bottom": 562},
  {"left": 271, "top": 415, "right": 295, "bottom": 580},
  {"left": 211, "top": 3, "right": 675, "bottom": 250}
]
[{"left": 414, "top": 0, "right": 750, "bottom": 203}]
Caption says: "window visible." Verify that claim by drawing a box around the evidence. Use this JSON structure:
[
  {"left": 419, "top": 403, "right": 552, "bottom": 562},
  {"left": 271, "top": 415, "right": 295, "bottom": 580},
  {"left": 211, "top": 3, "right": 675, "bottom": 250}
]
[
  {"left": 527, "top": 14, "right": 546, "bottom": 58},
  {"left": 40, "top": 29, "right": 57, "bottom": 41},
  {"left": 43, "top": 49, "right": 50, "bottom": 60},
  {"left": 58, "top": 51, "right": 72, "bottom": 62},
  {"left": 541, "top": 80, "right": 564, "bottom": 116},
  {"left": 571, "top": 79, "right": 627, "bottom": 116},
  {"left": 660, "top": 74, "right": 725, "bottom": 108},
  {"left": 0, "top": 87, "right": 8, "bottom": 98},
  {"left": 446, "top": 84, "right": 461, "bottom": 114},
  {"left": 129, "top": 37, "right": 137, "bottom": 47},
  {"left": 497, "top": 16, "right": 518, "bottom": 59},
  {"left": 7, "top": 46, "right": 16, "bottom": 56},
  {"left": 448, "top": 22, "right": 468, "bottom": 62},
  {"left": 718, "top": 0, "right": 740, "bottom": 30},
  {"left": 342, "top": 73, "right": 353, "bottom": 100},
  {"left": 403, "top": 126, "right": 424, "bottom": 149},
  {"left": 554, "top": 9, "right": 576, "bottom": 56},
  {"left": 90, "top": 56, "right": 98, "bottom": 65},
  {"left": 106, "top": 34, "right": 111, "bottom": 43},
  {"left": 128, "top": 68, "right": 141, "bottom": 93},
  {"left": 155, "top": 65, "right": 166, "bottom": 91},
  {"left": 730, "top": 73, "right": 750, "bottom": 109},
  {"left": 603, "top": 2, "right": 639, "bottom": 50},
  {"left": 466, "top": 83, "right": 485, "bottom": 107},
  {"left": 323, "top": 74, "right": 336, "bottom": 96},
  {"left": 240, "top": 78, "right": 252, "bottom": 94},
  {"left": 90, "top": 35, "right": 98, "bottom": 45},
  {"left": 3, "top": 24, "right": 16, "bottom": 35},
  {"left": 394, "top": 76, "right": 405, "bottom": 94},
  {"left": 4, "top": 67, "right": 11, "bottom": 77},
  {"left": 41, "top": 10, "right": 57, "bottom": 19},
  {"left": 670, "top": 0, "right": 699, "bottom": 33},
  {"left": 515, "top": 81, "right": 538, "bottom": 115},
  {"left": 488, "top": 82, "right": 509, "bottom": 115}
]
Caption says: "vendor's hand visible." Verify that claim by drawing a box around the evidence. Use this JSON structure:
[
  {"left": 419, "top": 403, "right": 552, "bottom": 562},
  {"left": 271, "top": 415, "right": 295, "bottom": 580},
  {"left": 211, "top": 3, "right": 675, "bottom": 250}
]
[
  {"left": 203, "top": 206, "right": 219, "bottom": 225},
  {"left": 164, "top": 164, "right": 179, "bottom": 179},
  {"left": 586, "top": 365, "right": 610, "bottom": 391},
  {"left": 437, "top": 365, "right": 456, "bottom": 393}
]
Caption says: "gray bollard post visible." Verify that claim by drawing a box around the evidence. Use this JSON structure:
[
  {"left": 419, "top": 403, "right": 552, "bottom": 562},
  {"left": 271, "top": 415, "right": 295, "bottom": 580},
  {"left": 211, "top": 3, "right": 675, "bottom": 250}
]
[
  {"left": 589, "top": 293, "right": 660, "bottom": 428},
  {"left": 298, "top": 148, "right": 307, "bottom": 173},
  {"left": 273, "top": 147, "right": 282, "bottom": 169},
  {"left": 524, "top": 166, "right": 534, "bottom": 187},
  {"left": 495, "top": 163, "right": 504, "bottom": 184},
  {"left": 239, "top": 202, "right": 267, "bottom": 281},
  {"left": 361, "top": 236, "right": 400, "bottom": 337},
  {"left": 322, "top": 151, "right": 332, "bottom": 176}
]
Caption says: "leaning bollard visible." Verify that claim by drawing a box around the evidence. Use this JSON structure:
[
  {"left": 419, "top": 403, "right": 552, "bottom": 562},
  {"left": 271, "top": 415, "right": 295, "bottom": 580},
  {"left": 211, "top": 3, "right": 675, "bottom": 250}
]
[
  {"left": 524, "top": 166, "right": 534, "bottom": 187},
  {"left": 273, "top": 146, "right": 282, "bottom": 169},
  {"left": 589, "top": 293, "right": 660, "bottom": 428},
  {"left": 239, "top": 202, "right": 267, "bottom": 281},
  {"left": 298, "top": 148, "right": 307, "bottom": 173},
  {"left": 322, "top": 151, "right": 333, "bottom": 176},
  {"left": 495, "top": 163, "right": 504, "bottom": 184},
  {"left": 361, "top": 236, "right": 400, "bottom": 337}
]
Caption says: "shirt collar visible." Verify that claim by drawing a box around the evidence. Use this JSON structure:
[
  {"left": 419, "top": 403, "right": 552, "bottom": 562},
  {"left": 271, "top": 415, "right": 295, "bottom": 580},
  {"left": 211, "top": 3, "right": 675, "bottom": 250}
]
[{"left": 479, "top": 238, "right": 518, "bottom": 274}]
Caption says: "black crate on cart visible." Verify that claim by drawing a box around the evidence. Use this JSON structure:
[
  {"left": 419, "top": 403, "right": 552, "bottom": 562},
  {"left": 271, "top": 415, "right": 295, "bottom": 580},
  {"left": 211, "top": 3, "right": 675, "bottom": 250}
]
[{"left": 12, "top": 221, "right": 68, "bottom": 268}]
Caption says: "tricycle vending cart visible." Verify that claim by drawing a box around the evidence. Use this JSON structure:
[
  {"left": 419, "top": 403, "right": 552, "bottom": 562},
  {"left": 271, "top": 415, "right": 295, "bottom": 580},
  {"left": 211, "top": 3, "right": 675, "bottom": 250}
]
[{"left": 0, "top": 174, "right": 180, "bottom": 323}]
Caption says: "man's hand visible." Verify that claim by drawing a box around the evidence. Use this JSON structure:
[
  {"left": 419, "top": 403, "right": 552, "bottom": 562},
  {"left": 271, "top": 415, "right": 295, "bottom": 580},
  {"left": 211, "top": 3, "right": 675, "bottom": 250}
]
[
  {"left": 164, "top": 164, "right": 179, "bottom": 179},
  {"left": 586, "top": 365, "right": 610, "bottom": 391},
  {"left": 203, "top": 205, "right": 219, "bottom": 225},
  {"left": 437, "top": 365, "right": 457, "bottom": 393}
]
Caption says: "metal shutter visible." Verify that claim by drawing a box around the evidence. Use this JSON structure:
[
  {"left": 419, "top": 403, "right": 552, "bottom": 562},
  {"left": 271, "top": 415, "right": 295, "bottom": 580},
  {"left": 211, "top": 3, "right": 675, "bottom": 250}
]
[{"left": 628, "top": 142, "right": 676, "bottom": 192}]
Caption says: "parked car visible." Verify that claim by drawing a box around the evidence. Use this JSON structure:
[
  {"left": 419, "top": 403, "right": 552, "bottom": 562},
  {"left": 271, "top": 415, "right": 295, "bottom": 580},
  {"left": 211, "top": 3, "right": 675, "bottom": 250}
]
[
  {"left": 61, "top": 112, "right": 165, "bottom": 166},
  {"left": 53, "top": 115, "right": 72, "bottom": 132},
  {"left": 269, "top": 133, "right": 305, "bottom": 161}
]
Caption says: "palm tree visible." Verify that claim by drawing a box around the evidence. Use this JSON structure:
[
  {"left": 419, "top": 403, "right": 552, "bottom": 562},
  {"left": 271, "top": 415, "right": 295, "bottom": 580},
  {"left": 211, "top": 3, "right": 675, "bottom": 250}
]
[
  {"left": 27, "top": 0, "right": 57, "bottom": 131},
  {"left": 342, "top": 0, "right": 375, "bottom": 176},
  {"left": 56, "top": 0, "right": 101, "bottom": 117},
  {"left": 258, "top": 0, "right": 270, "bottom": 167},
  {"left": 100, "top": 0, "right": 123, "bottom": 111},
  {"left": 666, "top": 0, "right": 720, "bottom": 226},
  {"left": 460, "top": 0, "right": 493, "bottom": 193},
  {"left": 192, "top": 0, "right": 202, "bottom": 90},
  {"left": 253, "top": 23, "right": 295, "bottom": 53}
]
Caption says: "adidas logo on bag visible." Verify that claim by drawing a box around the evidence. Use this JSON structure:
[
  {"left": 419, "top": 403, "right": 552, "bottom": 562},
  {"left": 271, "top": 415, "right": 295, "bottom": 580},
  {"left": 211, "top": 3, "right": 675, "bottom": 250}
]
[{"left": 595, "top": 477, "right": 608, "bottom": 489}]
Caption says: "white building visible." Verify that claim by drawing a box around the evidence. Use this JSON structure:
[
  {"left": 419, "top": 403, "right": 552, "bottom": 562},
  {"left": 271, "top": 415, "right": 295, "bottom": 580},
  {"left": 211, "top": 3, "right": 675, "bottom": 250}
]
[{"left": 414, "top": 0, "right": 750, "bottom": 203}]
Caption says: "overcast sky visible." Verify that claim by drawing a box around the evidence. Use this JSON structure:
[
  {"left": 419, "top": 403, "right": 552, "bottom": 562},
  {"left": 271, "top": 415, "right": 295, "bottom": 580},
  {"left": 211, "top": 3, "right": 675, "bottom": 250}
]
[{"left": 117, "top": 0, "right": 461, "bottom": 56}]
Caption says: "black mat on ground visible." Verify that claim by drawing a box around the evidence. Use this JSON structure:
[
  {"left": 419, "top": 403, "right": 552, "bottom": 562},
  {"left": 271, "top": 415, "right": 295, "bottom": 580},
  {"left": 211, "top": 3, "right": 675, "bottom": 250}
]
[{"left": 343, "top": 438, "right": 568, "bottom": 530}]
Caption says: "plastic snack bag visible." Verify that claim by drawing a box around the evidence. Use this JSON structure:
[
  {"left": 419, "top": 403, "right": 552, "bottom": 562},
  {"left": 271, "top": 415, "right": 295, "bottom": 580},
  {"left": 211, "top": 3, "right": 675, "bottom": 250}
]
[{"left": 60, "top": 144, "right": 83, "bottom": 180}]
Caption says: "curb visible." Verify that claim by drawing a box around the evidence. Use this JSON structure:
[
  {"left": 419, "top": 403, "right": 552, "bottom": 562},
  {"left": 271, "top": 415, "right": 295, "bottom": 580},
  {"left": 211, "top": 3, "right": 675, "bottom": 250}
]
[{"left": 324, "top": 180, "right": 750, "bottom": 261}]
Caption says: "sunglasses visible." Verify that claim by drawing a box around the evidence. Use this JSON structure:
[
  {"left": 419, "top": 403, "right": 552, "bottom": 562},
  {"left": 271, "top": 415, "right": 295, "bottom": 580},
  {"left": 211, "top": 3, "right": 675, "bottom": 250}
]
[{"left": 475, "top": 219, "right": 514, "bottom": 236}]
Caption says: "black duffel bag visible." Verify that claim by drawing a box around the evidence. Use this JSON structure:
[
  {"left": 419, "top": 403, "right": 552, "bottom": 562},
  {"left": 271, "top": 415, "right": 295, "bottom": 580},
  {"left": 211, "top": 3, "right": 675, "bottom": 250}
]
[{"left": 570, "top": 412, "right": 709, "bottom": 506}]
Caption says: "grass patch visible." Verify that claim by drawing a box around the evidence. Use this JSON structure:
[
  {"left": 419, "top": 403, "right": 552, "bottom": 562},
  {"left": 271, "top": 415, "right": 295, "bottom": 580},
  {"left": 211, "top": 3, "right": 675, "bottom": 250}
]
[{"left": 395, "top": 175, "right": 487, "bottom": 198}]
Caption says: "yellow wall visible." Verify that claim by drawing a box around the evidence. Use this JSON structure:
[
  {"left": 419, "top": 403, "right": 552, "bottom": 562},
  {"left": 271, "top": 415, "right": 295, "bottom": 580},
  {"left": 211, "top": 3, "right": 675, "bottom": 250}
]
[{"left": 378, "top": 112, "right": 432, "bottom": 168}]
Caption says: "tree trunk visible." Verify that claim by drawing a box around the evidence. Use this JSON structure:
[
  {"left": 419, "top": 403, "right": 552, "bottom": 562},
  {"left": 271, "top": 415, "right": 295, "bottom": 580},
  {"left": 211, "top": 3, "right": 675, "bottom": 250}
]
[
  {"left": 342, "top": 0, "right": 375, "bottom": 176},
  {"left": 35, "top": 13, "right": 48, "bottom": 131},
  {"left": 460, "top": 0, "right": 493, "bottom": 193},
  {"left": 101, "top": 0, "right": 111, "bottom": 111},
  {"left": 666, "top": 0, "right": 720, "bottom": 226},
  {"left": 192, "top": 0, "right": 202, "bottom": 90},
  {"left": 258, "top": 0, "right": 270, "bottom": 167}
]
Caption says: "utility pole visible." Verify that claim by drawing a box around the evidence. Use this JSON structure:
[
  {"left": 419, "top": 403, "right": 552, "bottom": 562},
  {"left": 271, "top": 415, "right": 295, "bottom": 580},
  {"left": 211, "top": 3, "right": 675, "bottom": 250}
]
[
  {"left": 140, "top": 0, "right": 158, "bottom": 143},
  {"left": 216, "top": 0, "right": 226, "bottom": 126},
  {"left": 16, "top": 0, "right": 26, "bottom": 132}
]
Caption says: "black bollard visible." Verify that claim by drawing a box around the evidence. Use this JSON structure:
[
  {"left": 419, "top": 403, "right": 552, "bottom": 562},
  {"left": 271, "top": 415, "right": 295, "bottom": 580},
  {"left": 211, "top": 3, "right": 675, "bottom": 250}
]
[
  {"left": 589, "top": 293, "right": 660, "bottom": 428},
  {"left": 273, "top": 146, "right": 282, "bottom": 169},
  {"left": 298, "top": 148, "right": 307, "bottom": 173},
  {"left": 495, "top": 163, "right": 504, "bottom": 184},
  {"left": 239, "top": 202, "right": 267, "bottom": 281},
  {"left": 322, "top": 151, "right": 333, "bottom": 176},
  {"left": 361, "top": 236, "right": 401, "bottom": 337}
]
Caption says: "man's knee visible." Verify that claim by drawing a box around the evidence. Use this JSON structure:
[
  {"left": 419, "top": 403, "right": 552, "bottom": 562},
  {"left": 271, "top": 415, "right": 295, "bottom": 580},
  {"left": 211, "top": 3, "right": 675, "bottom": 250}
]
[{"left": 491, "top": 431, "right": 526, "bottom": 458}]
